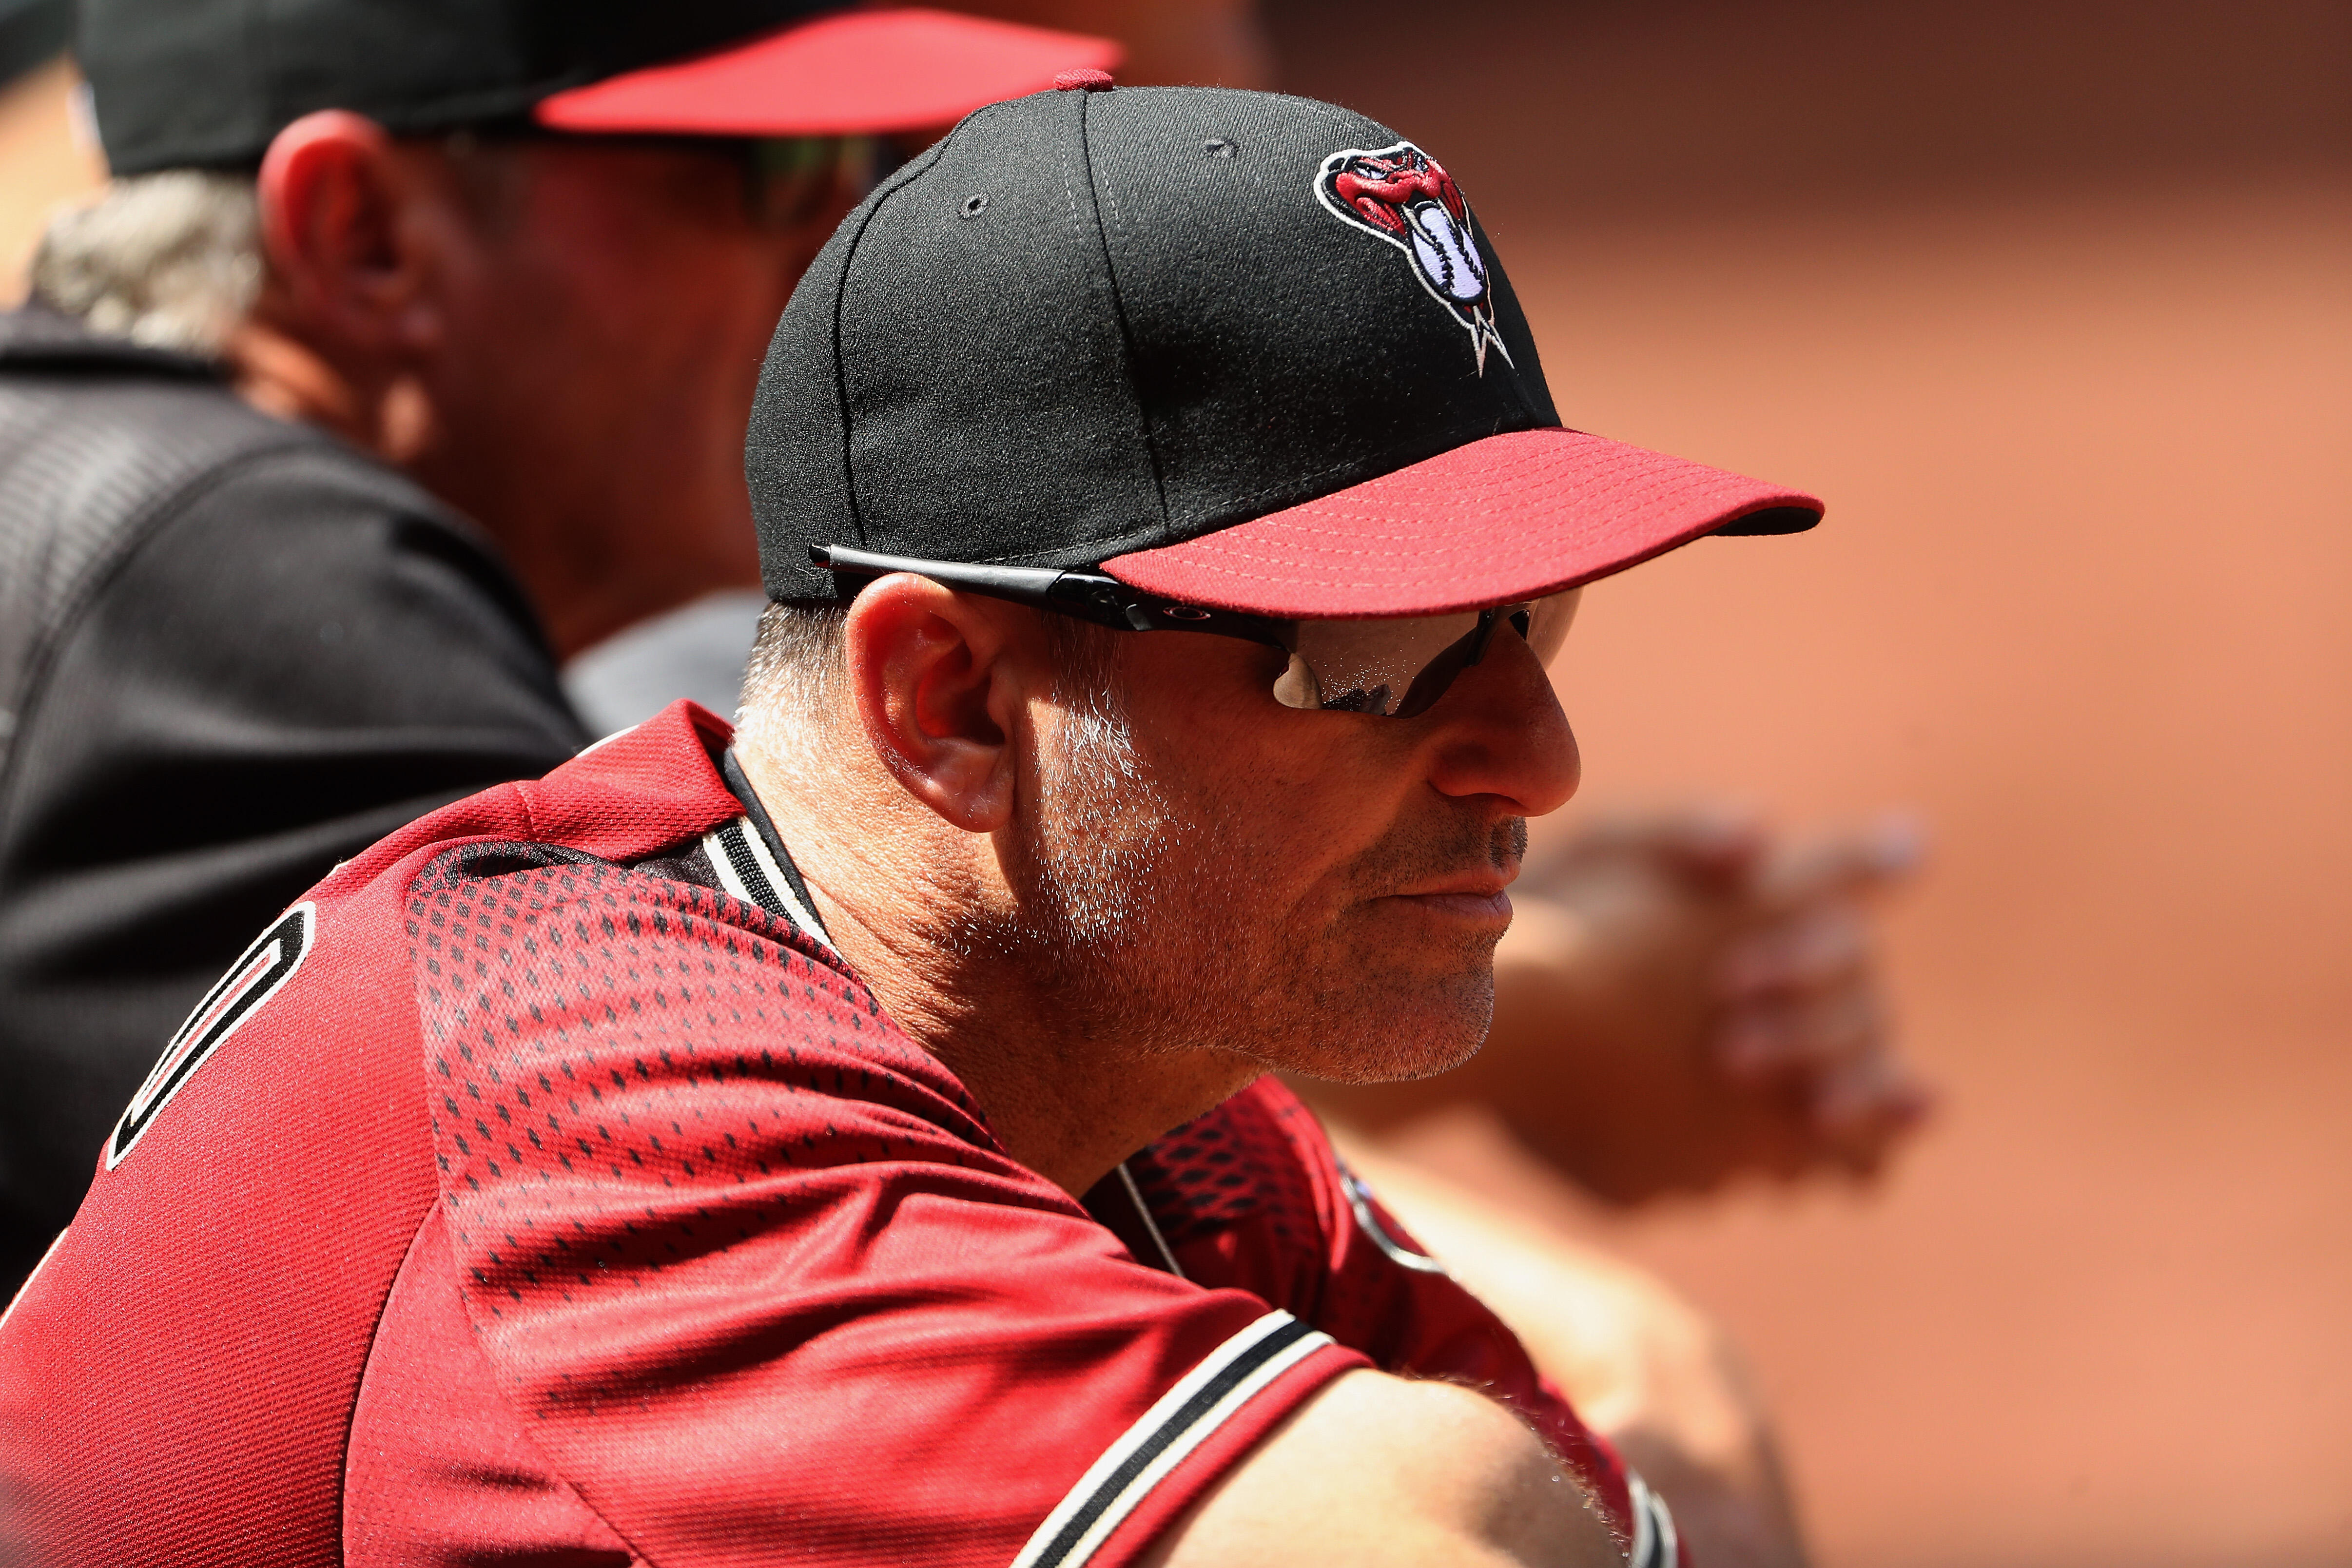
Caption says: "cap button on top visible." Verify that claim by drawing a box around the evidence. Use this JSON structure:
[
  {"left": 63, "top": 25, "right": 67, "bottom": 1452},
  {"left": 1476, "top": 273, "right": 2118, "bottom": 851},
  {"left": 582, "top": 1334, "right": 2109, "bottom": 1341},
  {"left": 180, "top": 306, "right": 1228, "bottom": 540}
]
[{"left": 1054, "top": 69, "right": 1114, "bottom": 91}]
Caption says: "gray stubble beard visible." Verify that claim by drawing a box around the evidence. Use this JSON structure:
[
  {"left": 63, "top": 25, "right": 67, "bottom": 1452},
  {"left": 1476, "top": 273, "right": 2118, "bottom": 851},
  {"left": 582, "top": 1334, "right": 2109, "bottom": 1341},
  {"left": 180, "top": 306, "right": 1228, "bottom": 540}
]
[
  {"left": 1003, "top": 697, "right": 1521, "bottom": 1084},
  {"left": 996, "top": 689, "right": 1256, "bottom": 1059}
]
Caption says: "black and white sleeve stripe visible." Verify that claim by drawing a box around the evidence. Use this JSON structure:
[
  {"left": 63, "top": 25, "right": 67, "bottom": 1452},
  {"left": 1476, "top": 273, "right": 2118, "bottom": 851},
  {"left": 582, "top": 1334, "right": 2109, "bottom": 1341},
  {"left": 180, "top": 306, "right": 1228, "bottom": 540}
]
[
  {"left": 1009, "top": 1311, "right": 1335, "bottom": 1568},
  {"left": 1627, "top": 1471, "right": 1680, "bottom": 1568},
  {"left": 702, "top": 817, "right": 835, "bottom": 955}
]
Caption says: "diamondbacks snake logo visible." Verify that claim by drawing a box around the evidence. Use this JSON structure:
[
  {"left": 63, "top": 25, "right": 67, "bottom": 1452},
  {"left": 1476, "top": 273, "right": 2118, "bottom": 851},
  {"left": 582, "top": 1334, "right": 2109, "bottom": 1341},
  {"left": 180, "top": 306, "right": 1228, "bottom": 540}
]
[{"left": 1312, "top": 140, "right": 1512, "bottom": 374}]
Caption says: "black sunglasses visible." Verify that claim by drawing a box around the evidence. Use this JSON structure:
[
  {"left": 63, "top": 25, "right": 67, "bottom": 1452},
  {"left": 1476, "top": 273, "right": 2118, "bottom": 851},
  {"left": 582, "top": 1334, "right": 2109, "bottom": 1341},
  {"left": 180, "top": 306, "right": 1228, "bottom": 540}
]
[{"left": 812, "top": 544, "right": 1580, "bottom": 719}]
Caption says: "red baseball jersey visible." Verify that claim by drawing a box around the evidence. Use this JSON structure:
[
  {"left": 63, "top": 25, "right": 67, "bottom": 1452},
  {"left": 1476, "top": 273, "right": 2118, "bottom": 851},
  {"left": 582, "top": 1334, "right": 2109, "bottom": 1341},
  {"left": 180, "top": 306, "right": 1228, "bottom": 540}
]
[{"left": 0, "top": 702, "right": 1678, "bottom": 1568}]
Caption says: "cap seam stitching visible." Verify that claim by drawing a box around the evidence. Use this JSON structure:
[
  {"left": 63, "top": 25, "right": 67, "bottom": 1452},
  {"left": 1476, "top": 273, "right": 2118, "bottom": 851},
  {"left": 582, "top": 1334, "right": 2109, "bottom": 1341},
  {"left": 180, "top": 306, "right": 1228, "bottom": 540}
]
[
  {"left": 1072, "top": 91, "right": 1173, "bottom": 542},
  {"left": 828, "top": 136, "right": 954, "bottom": 549}
]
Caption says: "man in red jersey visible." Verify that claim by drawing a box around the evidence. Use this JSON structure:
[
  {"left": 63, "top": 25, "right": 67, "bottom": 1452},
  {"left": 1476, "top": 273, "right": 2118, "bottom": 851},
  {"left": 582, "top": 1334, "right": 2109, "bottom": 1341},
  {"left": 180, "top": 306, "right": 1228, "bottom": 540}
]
[{"left": 0, "top": 81, "right": 1825, "bottom": 1567}]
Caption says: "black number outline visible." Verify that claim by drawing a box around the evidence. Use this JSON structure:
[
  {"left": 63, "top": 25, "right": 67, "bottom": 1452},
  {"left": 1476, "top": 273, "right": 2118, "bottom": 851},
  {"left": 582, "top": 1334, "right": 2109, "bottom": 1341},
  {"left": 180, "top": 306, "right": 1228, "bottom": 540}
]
[{"left": 106, "top": 902, "right": 314, "bottom": 1169}]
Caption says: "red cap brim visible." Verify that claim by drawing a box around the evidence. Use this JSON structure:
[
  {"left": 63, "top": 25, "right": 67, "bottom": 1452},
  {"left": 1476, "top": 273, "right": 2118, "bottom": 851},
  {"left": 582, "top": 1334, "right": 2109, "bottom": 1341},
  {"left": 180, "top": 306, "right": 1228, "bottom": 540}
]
[
  {"left": 1102, "top": 428, "right": 1822, "bottom": 619},
  {"left": 533, "top": 7, "right": 1123, "bottom": 138}
]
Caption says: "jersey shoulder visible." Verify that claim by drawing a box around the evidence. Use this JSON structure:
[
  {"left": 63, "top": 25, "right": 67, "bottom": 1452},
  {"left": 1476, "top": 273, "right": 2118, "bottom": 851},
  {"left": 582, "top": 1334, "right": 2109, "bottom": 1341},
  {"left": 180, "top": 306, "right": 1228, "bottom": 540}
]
[
  {"left": 0, "top": 705, "right": 754, "bottom": 1563},
  {"left": 370, "top": 764, "right": 1367, "bottom": 1568}
]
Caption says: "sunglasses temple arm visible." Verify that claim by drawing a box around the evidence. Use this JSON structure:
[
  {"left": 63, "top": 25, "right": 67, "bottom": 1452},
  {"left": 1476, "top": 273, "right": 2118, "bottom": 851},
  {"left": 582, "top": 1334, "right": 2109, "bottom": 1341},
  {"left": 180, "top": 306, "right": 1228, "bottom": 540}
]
[
  {"left": 814, "top": 542, "right": 1076, "bottom": 610},
  {"left": 811, "top": 544, "right": 1290, "bottom": 646}
]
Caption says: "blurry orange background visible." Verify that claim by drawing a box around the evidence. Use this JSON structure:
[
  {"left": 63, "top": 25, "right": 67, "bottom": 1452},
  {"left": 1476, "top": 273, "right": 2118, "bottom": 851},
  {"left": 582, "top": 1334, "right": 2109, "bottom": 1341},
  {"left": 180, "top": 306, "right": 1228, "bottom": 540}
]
[{"left": 4, "top": 2, "right": 2345, "bottom": 1562}]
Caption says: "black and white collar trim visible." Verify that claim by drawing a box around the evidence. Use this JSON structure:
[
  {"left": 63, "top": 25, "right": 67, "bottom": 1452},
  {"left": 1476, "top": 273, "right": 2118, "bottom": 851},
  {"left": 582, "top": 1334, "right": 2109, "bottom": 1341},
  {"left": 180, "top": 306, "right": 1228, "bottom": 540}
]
[
  {"left": 703, "top": 815, "right": 835, "bottom": 952},
  {"left": 706, "top": 748, "right": 836, "bottom": 955}
]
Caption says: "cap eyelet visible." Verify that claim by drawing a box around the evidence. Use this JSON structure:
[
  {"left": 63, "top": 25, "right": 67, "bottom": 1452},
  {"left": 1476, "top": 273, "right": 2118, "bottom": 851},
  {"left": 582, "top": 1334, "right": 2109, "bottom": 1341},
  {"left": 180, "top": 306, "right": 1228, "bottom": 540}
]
[
  {"left": 1203, "top": 137, "right": 1236, "bottom": 159},
  {"left": 960, "top": 194, "right": 989, "bottom": 219}
]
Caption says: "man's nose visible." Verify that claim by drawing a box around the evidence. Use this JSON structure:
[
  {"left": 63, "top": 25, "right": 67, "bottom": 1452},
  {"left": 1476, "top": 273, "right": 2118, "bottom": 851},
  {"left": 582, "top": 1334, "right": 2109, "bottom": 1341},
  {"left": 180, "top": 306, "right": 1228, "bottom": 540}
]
[{"left": 1421, "top": 624, "right": 1580, "bottom": 818}]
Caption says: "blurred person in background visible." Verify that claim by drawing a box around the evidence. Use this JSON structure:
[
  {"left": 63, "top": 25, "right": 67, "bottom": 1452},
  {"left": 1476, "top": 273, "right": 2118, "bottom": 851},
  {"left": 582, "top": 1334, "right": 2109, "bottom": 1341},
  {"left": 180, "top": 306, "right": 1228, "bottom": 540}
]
[
  {"left": 0, "top": 3, "right": 1924, "bottom": 1562},
  {"left": 0, "top": 0, "right": 1115, "bottom": 1291}
]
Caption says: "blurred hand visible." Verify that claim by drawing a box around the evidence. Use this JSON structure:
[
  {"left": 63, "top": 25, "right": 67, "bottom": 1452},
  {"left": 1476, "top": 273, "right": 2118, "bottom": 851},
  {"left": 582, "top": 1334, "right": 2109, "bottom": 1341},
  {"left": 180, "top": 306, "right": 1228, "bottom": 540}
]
[{"left": 1304, "top": 808, "right": 1935, "bottom": 1204}]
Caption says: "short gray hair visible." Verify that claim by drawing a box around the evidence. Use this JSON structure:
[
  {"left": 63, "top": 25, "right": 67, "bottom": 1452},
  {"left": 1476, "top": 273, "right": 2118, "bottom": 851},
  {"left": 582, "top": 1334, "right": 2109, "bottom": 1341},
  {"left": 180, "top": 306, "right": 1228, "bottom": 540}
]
[
  {"left": 29, "top": 171, "right": 262, "bottom": 356},
  {"left": 28, "top": 137, "right": 528, "bottom": 357},
  {"left": 733, "top": 597, "right": 1123, "bottom": 756},
  {"left": 734, "top": 601, "right": 851, "bottom": 749}
]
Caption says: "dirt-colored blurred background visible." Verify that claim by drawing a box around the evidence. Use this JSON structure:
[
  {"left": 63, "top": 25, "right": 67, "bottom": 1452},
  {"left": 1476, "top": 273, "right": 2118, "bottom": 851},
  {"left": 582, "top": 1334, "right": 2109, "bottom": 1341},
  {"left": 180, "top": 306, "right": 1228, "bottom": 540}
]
[{"left": 4, "top": 2, "right": 2346, "bottom": 1563}]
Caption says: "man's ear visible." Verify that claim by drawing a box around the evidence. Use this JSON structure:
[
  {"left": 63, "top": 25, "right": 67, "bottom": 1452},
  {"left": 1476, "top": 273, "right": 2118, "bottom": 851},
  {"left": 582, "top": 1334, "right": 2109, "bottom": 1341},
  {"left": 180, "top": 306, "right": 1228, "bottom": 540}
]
[
  {"left": 254, "top": 110, "right": 441, "bottom": 358},
  {"left": 843, "top": 575, "right": 1030, "bottom": 833}
]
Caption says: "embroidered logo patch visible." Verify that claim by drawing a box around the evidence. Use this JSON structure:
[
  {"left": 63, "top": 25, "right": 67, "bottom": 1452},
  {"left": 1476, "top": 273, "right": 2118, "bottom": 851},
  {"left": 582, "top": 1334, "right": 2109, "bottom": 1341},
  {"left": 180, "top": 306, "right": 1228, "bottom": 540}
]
[
  {"left": 1313, "top": 140, "right": 1512, "bottom": 374},
  {"left": 106, "top": 902, "right": 313, "bottom": 1168}
]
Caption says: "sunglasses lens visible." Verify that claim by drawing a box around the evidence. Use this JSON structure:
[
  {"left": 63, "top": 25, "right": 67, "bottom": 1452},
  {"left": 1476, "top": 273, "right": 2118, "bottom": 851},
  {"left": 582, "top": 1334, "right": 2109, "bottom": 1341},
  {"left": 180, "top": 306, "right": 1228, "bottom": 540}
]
[
  {"left": 1280, "top": 612, "right": 1484, "bottom": 715},
  {"left": 1271, "top": 589, "right": 1582, "bottom": 716},
  {"left": 1520, "top": 587, "right": 1581, "bottom": 665}
]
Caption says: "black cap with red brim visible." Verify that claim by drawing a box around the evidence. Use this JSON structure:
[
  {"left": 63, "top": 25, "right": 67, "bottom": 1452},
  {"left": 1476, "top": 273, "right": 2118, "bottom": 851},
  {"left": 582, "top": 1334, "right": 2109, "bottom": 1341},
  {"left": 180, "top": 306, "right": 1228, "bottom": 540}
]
[
  {"left": 78, "top": 0, "right": 1119, "bottom": 176},
  {"left": 1104, "top": 429, "right": 1818, "bottom": 620},
  {"left": 749, "top": 83, "right": 1820, "bottom": 618}
]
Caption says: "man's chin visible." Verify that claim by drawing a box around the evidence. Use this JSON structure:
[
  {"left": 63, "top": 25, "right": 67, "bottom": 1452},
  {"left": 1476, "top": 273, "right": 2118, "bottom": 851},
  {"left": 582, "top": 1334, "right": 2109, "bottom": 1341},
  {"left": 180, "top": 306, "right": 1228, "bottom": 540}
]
[{"left": 1280, "top": 975, "right": 1495, "bottom": 1085}]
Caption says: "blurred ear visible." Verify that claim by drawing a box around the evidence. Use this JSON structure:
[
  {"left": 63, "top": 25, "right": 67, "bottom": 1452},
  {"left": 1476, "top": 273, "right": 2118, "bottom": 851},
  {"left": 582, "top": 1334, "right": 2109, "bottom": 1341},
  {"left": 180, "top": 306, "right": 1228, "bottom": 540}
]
[
  {"left": 843, "top": 575, "right": 1034, "bottom": 833},
  {"left": 254, "top": 110, "right": 443, "bottom": 358}
]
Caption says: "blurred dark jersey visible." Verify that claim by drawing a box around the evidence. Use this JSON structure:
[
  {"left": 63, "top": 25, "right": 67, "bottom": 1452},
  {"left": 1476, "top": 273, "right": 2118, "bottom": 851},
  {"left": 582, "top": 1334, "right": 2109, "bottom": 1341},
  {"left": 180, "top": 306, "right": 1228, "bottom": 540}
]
[
  {"left": 0, "top": 703, "right": 1673, "bottom": 1567},
  {"left": 0, "top": 306, "right": 585, "bottom": 1297}
]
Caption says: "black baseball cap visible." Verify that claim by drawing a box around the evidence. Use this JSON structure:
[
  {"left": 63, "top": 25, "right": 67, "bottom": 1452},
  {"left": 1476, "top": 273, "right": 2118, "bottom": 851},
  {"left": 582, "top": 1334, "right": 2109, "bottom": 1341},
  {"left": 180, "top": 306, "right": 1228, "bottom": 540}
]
[
  {"left": 77, "top": 0, "right": 1119, "bottom": 177},
  {"left": 749, "top": 81, "right": 1821, "bottom": 620}
]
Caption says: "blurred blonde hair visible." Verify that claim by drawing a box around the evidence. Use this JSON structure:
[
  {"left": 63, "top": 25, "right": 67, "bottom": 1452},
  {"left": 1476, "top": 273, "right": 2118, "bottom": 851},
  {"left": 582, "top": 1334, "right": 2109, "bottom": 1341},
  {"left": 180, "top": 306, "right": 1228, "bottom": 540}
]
[{"left": 29, "top": 170, "right": 260, "bottom": 355}]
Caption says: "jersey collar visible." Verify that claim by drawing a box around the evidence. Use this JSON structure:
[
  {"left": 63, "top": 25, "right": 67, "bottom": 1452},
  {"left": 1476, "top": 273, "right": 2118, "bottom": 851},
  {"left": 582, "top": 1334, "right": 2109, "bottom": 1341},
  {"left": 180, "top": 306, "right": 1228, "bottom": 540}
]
[{"left": 706, "top": 746, "right": 837, "bottom": 953}]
